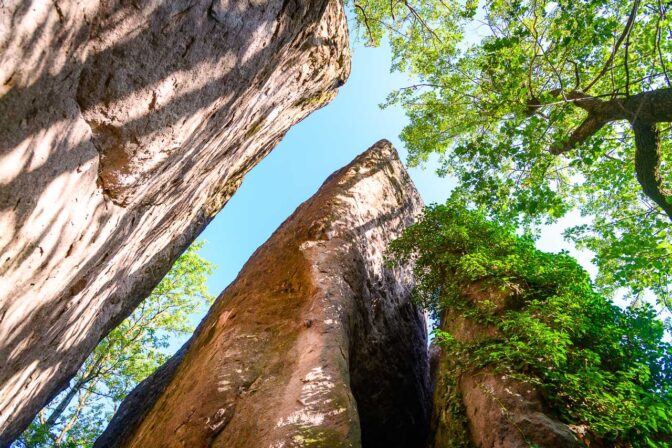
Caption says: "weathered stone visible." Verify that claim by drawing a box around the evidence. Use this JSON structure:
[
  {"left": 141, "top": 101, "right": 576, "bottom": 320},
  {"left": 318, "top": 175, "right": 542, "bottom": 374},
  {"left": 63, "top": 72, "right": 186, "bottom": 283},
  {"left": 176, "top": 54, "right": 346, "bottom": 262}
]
[
  {"left": 429, "top": 282, "right": 579, "bottom": 448},
  {"left": 0, "top": 0, "right": 350, "bottom": 443},
  {"left": 96, "top": 140, "right": 431, "bottom": 448},
  {"left": 459, "top": 370, "right": 579, "bottom": 448}
]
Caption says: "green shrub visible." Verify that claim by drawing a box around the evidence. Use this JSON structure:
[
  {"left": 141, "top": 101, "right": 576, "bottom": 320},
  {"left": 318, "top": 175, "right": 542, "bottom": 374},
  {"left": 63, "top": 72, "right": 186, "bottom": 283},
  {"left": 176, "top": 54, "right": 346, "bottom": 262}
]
[{"left": 388, "top": 197, "right": 672, "bottom": 446}]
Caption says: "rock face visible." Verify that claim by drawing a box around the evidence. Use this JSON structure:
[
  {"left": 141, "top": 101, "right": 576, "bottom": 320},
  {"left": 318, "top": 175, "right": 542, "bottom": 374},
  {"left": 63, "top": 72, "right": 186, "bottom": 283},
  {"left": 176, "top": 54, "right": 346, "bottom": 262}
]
[
  {"left": 430, "top": 283, "right": 579, "bottom": 448},
  {"left": 0, "top": 0, "right": 350, "bottom": 443},
  {"left": 96, "top": 140, "right": 431, "bottom": 448}
]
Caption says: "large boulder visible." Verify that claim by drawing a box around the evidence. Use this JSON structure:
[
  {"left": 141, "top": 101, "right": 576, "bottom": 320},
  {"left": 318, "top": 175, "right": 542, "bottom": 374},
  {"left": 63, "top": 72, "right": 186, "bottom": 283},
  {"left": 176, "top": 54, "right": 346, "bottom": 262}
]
[
  {"left": 0, "top": 0, "right": 350, "bottom": 443},
  {"left": 96, "top": 140, "right": 431, "bottom": 448}
]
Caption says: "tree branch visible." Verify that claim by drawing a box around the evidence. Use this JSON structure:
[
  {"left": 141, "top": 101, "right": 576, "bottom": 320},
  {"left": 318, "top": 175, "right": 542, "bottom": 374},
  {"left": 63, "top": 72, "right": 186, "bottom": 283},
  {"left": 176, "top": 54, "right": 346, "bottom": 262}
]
[
  {"left": 546, "top": 87, "right": 672, "bottom": 220},
  {"left": 54, "top": 383, "right": 96, "bottom": 445},
  {"left": 354, "top": 4, "right": 375, "bottom": 44},
  {"left": 656, "top": 0, "right": 671, "bottom": 87},
  {"left": 549, "top": 88, "right": 672, "bottom": 124},
  {"left": 404, "top": 1, "right": 441, "bottom": 42},
  {"left": 550, "top": 115, "right": 608, "bottom": 154},
  {"left": 583, "top": 0, "right": 641, "bottom": 92},
  {"left": 44, "top": 382, "right": 82, "bottom": 428}
]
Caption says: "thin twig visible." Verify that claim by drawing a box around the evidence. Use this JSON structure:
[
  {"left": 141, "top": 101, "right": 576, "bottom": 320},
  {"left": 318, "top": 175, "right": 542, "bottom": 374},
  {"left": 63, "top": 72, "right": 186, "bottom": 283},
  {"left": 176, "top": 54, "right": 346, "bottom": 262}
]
[
  {"left": 404, "top": 1, "right": 442, "bottom": 42},
  {"left": 354, "top": 4, "right": 375, "bottom": 44},
  {"left": 656, "top": 0, "right": 671, "bottom": 87}
]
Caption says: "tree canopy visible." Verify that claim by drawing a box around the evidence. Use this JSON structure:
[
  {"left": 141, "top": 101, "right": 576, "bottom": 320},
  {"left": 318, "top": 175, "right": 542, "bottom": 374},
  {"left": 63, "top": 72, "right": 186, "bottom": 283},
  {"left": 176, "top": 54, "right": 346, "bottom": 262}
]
[
  {"left": 387, "top": 197, "right": 672, "bottom": 446},
  {"left": 353, "top": 0, "right": 672, "bottom": 308},
  {"left": 15, "top": 242, "right": 214, "bottom": 448}
]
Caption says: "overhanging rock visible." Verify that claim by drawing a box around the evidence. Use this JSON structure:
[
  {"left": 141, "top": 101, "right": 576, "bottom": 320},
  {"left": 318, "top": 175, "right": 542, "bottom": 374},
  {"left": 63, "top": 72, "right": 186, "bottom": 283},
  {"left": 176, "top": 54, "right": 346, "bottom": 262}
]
[{"left": 0, "top": 0, "right": 350, "bottom": 443}]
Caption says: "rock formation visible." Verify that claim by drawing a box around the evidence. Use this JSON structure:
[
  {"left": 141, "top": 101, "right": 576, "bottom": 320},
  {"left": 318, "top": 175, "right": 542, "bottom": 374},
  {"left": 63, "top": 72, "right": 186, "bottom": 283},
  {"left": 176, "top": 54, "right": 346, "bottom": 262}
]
[
  {"left": 95, "top": 140, "right": 431, "bottom": 448},
  {"left": 0, "top": 0, "right": 350, "bottom": 443},
  {"left": 429, "top": 283, "right": 579, "bottom": 448}
]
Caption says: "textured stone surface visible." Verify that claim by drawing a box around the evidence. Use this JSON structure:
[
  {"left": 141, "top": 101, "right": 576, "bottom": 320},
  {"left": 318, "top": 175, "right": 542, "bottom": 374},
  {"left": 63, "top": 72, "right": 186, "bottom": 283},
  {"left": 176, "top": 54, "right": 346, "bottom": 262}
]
[
  {"left": 96, "top": 140, "right": 431, "bottom": 448},
  {"left": 458, "top": 371, "right": 579, "bottom": 448},
  {"left": 0, "top": 0, "right": 349, "bottom": 443},
  {"left": 430, "top": 282, "right": 579, "bottom": 448}
]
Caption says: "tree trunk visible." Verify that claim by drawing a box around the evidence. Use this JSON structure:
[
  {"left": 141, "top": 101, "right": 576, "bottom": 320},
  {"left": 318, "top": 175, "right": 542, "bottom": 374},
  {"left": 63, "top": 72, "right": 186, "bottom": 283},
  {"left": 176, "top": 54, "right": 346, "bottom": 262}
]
[
  {"left": 633, "top": 122, "right": 672, "bottom": 219},
  {"left": 43, "top": 382, "right": 82, "bottom": 429}
]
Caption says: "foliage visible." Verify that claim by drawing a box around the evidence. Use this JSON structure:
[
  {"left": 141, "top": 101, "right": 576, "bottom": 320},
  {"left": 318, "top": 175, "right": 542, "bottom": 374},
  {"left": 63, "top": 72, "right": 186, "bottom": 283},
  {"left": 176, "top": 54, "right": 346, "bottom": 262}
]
[
  {"left": 387, "top": 199, "right": 672, "bottom": 446},
  {"left": 353, "top": 0, "right": 672, "bottom": 309},
  {"left": 15, "top": 242, "right": 215, "bottom": 448}
]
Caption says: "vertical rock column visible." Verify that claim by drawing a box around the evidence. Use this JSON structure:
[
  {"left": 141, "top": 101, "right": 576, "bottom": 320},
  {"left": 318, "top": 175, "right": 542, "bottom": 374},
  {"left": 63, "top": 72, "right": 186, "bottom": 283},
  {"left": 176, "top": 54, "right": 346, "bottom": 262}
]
[
  {"left": 0, "top": 0, "right": 349, "bottom": 441},
  {"left": 430, "top": 283, "right": 579, "bottom": 448},
  {"left": 96, "top": 140, "right": 431, "bottom": 448}
]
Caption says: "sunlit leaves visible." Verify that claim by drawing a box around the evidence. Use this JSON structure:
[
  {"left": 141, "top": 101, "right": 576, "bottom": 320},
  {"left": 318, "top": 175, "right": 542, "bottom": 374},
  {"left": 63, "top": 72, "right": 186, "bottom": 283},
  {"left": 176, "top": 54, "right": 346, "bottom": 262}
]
[
  {"left": 354, "top": 0, "right": 672, "bottom": 309},
  {"left": 387, "top": 200, "right": 672, "bottom": 445},
  {"left": 16, "top": 242, "right": 215, "bottom": 447}
]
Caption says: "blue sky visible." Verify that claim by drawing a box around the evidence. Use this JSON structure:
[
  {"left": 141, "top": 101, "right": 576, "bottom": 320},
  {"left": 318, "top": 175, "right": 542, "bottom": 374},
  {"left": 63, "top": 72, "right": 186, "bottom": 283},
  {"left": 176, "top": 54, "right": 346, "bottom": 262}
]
[{"left": 192, "top": 31, "right": 597, "bottom": 330}]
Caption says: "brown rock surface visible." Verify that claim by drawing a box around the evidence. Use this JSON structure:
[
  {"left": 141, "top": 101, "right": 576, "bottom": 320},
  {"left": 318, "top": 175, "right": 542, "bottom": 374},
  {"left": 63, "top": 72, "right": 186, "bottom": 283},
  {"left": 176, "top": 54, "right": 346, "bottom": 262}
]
[
  {"left": 95, "top": 140, "right": 431, "bottom": 448},
  {"left": 0, "top": 0, "right": 350, "bottom": 443},
  {"left": 430, "top": 282, "right": 579, "bottom": 448}
]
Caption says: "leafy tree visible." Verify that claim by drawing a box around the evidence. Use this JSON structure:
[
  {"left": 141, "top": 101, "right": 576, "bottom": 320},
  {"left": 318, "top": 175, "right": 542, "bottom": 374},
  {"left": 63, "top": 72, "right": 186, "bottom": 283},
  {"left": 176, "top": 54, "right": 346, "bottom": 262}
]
[
  {"left": 387, "top": 198, "right": 672, "bottom": 446},
  {"left": 353, "top": 0, "right": 672, "bottom": 307},
  {"left": 14, "top": 242, "right": 214, "bottom": 448}
]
